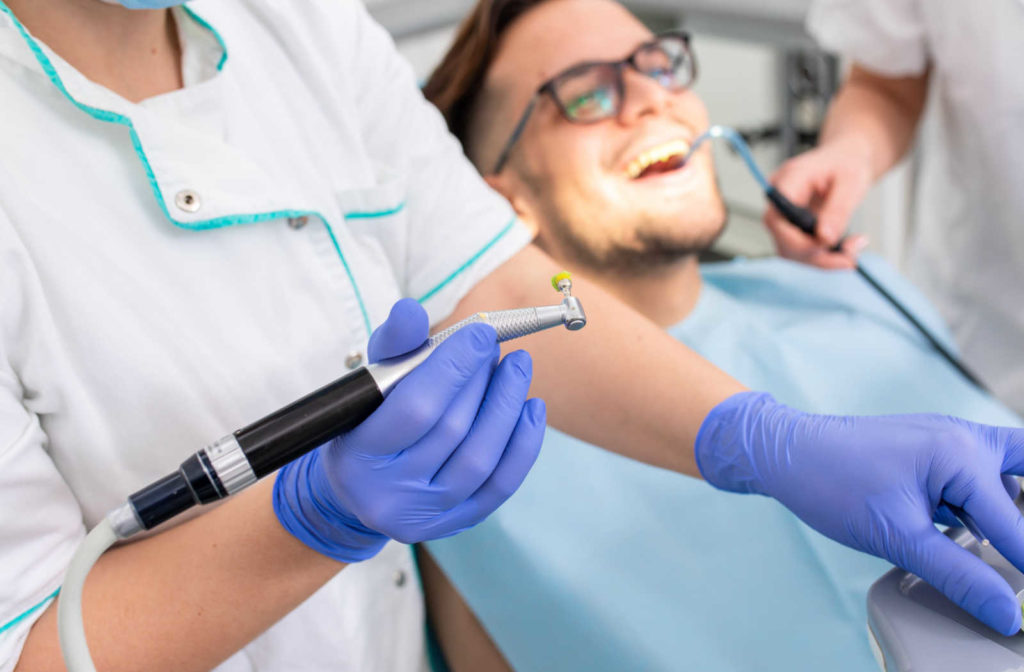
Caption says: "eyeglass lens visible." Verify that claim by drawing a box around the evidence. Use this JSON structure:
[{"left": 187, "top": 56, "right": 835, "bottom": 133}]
[
  {"left": 551, "top": 36, "right": 693, "bottom": 122},
  {"left": 554, "top": 64, "right": 622, "bottom": 122}
]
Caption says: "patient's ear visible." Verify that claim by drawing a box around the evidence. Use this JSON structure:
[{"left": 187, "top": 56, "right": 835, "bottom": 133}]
[{"left": 485, "top": 173, "right": 539, "bottom": 237}]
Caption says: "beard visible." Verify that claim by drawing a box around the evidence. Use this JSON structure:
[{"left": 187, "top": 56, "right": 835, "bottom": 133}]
[
  {"left": 519, "top": 163, "right": 728, "bottom": 275},
  {"left": 541, "top": 209, "right": 727, "bottom": 276}
]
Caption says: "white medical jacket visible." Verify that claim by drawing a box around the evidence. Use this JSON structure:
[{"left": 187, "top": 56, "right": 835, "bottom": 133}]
[
  {"left": 0, "top": 1, "right": 530, "bottom": 669},
  {"left": 808, "top": 0, "right": 1024, "bottom": 412}
]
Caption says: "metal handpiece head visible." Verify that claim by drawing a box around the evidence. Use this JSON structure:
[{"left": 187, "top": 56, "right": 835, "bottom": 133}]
[
  {"left": 561, "top": 298, "right": 586, "bottom": 331},
  {"left": 552, "top": 272, "right": 586, "bottom": 331}
]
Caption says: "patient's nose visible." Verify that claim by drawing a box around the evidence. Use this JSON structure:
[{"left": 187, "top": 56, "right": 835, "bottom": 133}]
[{"left": 617, "top": 67, "right": 673, "bottom": 124}]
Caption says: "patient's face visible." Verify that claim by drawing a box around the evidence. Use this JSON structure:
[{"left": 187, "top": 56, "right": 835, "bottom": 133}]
[{"left": 486, "top": 0, "right": 726, "bottom": 270}]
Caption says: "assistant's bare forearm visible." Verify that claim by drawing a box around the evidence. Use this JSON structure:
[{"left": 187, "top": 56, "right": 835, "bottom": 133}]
[
  {"left": 820, "top": 64, "right": 930, "bottom": 179},
  {"left": 449, "top": 245, "right": 745, "bottom": 475},
  {"left": 16, "top": 480, "right": 342, "bottom": 672}
]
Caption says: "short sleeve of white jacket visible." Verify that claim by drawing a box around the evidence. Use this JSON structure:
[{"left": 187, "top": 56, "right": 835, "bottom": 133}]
[
  {"left": 340, "top": 2, "right": 532, "bottom": 325},
  {"left": 0, "top": 205, "right": 84, "bottom": 671},
  {"left": 807, "top": 0, "right": 930, "bottom": 77}
]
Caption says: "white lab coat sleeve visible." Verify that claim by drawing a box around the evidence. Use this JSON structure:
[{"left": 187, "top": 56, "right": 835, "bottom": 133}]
[
  {"left": 807, "top": 0, "right": 930, "bottom": 77},
  {"left": 348, "top": 2, "right": 533, "bottom": 325},
  {"left": 0, "top": 209, "right": 85, "bottom": 672}
]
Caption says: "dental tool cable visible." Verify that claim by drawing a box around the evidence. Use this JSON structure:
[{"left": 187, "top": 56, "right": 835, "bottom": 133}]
[
  {"left": 57, "top": 275, "right": 586, "bottom": 672},
  {"left": 689, "top": 126, "right": 988, "bottom": 392}
]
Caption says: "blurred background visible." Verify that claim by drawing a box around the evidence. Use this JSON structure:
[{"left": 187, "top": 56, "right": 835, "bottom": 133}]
[{"left": 364, "top": 0, "right": 916, "bottom": 266}]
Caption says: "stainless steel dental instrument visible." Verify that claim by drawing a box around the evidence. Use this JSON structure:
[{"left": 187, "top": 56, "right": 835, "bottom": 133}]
[
  {"left": 58, "top": 274, "right": 586, "bottom": 672},
  {"left": 112, "top": 273, "right": 586, "bottom": 539},
  {"left": 684, "top": 125, "right": 987, "bottom": 391}
]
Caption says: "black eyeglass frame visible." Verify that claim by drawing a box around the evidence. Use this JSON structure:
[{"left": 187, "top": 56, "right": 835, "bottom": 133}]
[{"left": 489, "top": 31, "right": 696, "bottom": 174}]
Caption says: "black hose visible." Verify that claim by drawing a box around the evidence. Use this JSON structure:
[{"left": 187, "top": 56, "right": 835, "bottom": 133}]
[{"left": 766, "top": 187, "right": 989, "bottom": 393}]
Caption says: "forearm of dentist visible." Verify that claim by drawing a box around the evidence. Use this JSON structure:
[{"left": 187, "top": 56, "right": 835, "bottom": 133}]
[
  {"left": 16, "top": 480, "right": 346, "bottom": 672},
  {"left": 12, "top": 246, "right": 747, "bottom": 672},
  {"left": 455, "top": 243, "right": 1024, "bottom": 637},
  {"left": 451, "top": 244, "right": 744, "bottom": 474},
  {"left": 15, "top": 232, "right": 1024, "bottom": 672},
  {"left": 16, "top": 302, "right": 542, "bottom": 672},
  {"left": 823, "top": 64, "right": 931, "bottom": 178}
]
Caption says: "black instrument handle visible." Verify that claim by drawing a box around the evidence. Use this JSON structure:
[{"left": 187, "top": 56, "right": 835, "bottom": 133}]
[{"left": 766, "top": 186, "right": 843, "bottom": 253}]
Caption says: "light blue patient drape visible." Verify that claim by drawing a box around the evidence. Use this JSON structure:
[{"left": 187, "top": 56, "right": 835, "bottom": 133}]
[{"left": 427, "top": 254, "right": 1020, "bottom": 672}]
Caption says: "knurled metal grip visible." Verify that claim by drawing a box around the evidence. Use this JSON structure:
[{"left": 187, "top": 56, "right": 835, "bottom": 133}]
[
  {"left": 430, "top": 309, "right": 547, "bottom": 345},
  {"left": 428, "top": 312, "right": 489, "bottom": 345},
  {"left": 487, "top": 307, "right": 556, "bottom": 341},
  {"left": 204, "top": 434, "right": 257, "bottom": 495}
]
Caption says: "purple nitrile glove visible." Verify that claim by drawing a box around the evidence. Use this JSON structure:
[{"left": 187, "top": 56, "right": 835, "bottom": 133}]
[
  {"left": 274, "top": 298, "right": 545, "bottom": 562},
  {"left": 697, "top": 391, "right": 1024, "bottom": 636}
]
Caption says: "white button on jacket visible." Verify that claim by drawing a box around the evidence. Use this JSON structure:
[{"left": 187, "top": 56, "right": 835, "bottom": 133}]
[{"left": 0, "top": 1, "right": 531, "bottom": 670}]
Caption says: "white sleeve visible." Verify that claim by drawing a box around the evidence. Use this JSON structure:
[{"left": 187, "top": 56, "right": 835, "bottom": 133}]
[
  {"left": 0, "top": 212, "right": 85, "bottom": 671},
  {"left": 346, "top": 2, "right": 533, "bottom": 325},
  {"left": 807, "top": 0, "right": 930, "bottom": 77}
]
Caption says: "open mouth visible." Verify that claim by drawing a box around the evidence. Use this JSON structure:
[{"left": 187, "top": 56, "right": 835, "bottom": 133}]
[{"left": 625, "top": 139, "right": 692, "bottom": 180}]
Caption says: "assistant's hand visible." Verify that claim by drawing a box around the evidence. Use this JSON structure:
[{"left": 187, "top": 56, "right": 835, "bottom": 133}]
[
  {"left": 764, "top": 140, "right": 872, "bottom": 270},
  {"left": 697, "top": 391, "right": 1024, "bottom": 636},
  {"left": 274, "top": 298, "right": 546, "bottom": 562}
]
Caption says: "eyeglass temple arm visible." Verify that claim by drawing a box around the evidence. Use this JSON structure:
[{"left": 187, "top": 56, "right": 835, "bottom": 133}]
[{"left": 491, "top": 95, "right": 539, "bottom": 174}]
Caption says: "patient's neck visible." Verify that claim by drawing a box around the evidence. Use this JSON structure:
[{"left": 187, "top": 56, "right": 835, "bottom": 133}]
[{"left": 586, "top": 256, "right": 702, "bottom": 328}]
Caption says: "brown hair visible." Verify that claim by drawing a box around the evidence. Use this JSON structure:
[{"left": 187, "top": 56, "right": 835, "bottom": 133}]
[{"left": 423, "top": 0, "right": 546, "bottom": 153}]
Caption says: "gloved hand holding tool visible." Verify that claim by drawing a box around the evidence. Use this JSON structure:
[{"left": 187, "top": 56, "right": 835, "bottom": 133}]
[
  {"left": 698, "top": 391, "right": 1024, "bottom": 636},
  {"left": 59, "top": 275, "right": 585, "bottom": 672},
  {"left": 274, "top": 298, "right": 547, "bottom": 562}
]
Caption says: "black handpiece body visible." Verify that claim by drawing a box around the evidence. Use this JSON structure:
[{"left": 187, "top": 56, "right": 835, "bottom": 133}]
[
  {"left": 236, "top": 367, "right": 382, "bottom": 478},
  {"left": 127, "top": 367, "right": 384, "bottom": 531},
  {"left": 767, "top": 186, "right": 820, "bottom": 239}
]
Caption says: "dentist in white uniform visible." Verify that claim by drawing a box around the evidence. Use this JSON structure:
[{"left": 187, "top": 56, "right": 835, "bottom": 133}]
[
  {"left": 7, "top": 1, "right": 1024, "bottom": 671},
  {"left": 765, "top": 0, "right": 1024, "bottom": 413},
  {"left": 0, "top": 1, "right": 539, "bottom": 669}
]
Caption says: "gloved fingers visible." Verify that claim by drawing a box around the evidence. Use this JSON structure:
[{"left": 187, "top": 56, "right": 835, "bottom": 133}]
[
  {"left": 905, "top": 529, "right": 1021, "bottom": 636},
  {"left": 397, "top": 357, "right": 495, "bottom": 475},
  {"left": 933, "top": 503, "right": 961, "bottom": 528},
  {"left": 367, "top": 298, "right": 430, "bottom": 363},
  {"left": 959, "top": 477, "right": 1024, "bottom": 575},
  {"left": 1002, "top": 474, "right": 1022, "bottom": 501},
  {"left": 346, "top": 324, "right": 499, "bottom": 455},
  {"left": 427, "top": 397, "right": 545, "bottom": 538},
  {"left": 998, "top": 428, "right": 1024, "bottom": 474},
  {"left": 430, "top": 350, "right": 534, "bottom": 500},
  {"left": 935, "top": 481, "right": 1023, "bottom": 538}
]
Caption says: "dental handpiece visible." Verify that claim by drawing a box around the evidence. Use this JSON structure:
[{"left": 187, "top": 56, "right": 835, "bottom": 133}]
[
  {"left": 107, "top": 274, "right": 586, "bottom": 539},
  {"left": 685, "top": 125, "right": 987, "bottom": 391}
]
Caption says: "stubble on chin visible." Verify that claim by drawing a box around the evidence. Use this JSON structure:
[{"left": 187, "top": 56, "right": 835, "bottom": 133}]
[{"left": 543, "top": 209, "right": 727, "bottom": 276}]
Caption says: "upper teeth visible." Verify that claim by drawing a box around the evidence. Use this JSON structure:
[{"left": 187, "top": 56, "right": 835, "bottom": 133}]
[{"left": 626, "top": 140, "right": 692, "bottom": 179}]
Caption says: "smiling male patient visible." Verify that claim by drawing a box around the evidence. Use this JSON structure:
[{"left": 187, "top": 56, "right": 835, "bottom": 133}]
[{"left": 415, "top": 1, "right": 1022, "bottom": 670}]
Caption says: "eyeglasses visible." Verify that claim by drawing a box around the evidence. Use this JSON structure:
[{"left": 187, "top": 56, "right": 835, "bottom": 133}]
[{"left": 490, "top": 31, "right": 697, "bottom": 174}]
